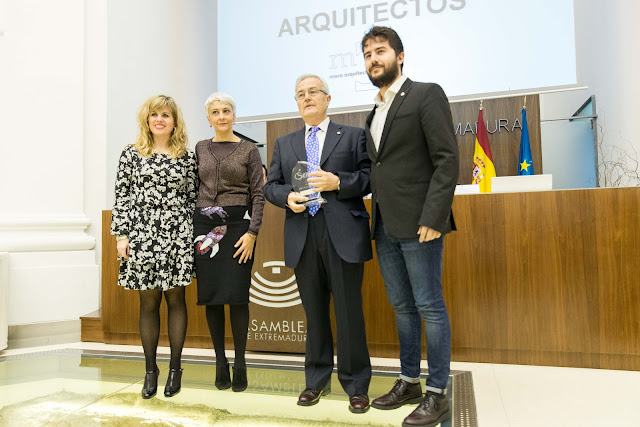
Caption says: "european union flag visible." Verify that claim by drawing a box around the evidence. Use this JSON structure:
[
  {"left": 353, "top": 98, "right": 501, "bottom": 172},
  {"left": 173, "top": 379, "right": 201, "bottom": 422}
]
[{"left": 518, "top": 108, "right": 534, "bottom": 175}]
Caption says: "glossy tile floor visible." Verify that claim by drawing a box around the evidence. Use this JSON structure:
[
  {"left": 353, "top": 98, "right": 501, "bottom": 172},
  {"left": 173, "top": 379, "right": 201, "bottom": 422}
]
[
  {"left": 2, "top": 342, "right": 640, "bottom": 426},
  {"left": 0, "top": 343, "right": 472, "bottom": 427}
]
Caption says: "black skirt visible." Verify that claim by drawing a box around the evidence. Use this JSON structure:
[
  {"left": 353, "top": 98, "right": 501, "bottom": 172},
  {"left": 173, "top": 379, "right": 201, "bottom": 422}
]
[{"left": 193, "top": 205, "right": 254, "bottom": 305}]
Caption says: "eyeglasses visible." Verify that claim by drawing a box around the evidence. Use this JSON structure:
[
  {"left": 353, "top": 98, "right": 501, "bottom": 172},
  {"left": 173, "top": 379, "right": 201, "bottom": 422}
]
[{"left": 295, "top": 88, "right": 328, "bottom": 101}]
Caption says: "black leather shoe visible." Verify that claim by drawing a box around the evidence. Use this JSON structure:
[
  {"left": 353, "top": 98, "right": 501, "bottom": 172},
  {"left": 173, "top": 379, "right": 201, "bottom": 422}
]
[
  {"left": 141, "top": 367, "right": 159, "bottom": 399},
  {"left": 215, "top": 362, "right": 231, "bottom": 390},
  {"left": 231, "top": 366, "right": 247, "bottom": 392},
  {"left": 349, "top": 393, "right": 370, "bottom": 413},
  {"left": 402, "top": 391, "right": 451, "bottom": 427},
  {"left": 372, "top": 379, "right": 423, "bottom": 410},
  {"left": 164, "top": 368, "right": 183, "bottom": 397},
  {"left": 297, "top": 383, "right": 331, "bottom": 406}
]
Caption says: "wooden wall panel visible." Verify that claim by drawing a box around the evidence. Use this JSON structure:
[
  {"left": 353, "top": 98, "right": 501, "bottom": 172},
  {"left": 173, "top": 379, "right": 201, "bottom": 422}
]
[
  {"left": 444, "top": 195, "right": 509, "bottom": 354},
  {"left": 501, "top": 191, "right": 595, "bottom": 353},
  {"left": 442, "top": 188, "right": 640, "bottom": 370},
  {"left": 595, "top": 189, "right": 640, "bottom": 356}
]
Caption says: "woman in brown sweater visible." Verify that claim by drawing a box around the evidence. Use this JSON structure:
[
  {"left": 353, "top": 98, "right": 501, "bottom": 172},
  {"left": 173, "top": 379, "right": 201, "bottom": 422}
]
[{"left": 194, "top": 92, "right": 264, "bottom": 392}]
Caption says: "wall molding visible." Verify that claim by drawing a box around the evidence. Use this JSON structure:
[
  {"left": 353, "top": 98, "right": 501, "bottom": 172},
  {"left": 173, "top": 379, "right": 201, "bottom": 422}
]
[
  {"left": 7, "top": 319, "right": 81, "bottom": 349},
  {"left": 0, "top": 214, "right": 95, "bottom": 252}
]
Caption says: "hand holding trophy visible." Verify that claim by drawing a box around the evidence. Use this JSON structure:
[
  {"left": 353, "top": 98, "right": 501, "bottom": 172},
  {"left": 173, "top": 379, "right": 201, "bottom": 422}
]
[{"left": 291, "top": 161, "right": 328, "bottom": 207}]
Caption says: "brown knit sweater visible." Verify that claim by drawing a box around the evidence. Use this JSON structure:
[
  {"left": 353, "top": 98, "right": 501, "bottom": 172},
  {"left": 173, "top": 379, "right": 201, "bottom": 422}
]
[{"left": 195, "top": 139, "right": 264, "bottom": 235}]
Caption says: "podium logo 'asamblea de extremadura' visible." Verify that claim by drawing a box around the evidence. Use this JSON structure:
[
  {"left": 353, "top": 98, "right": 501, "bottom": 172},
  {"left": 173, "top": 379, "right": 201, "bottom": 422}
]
[{"left": 249, "top": 261, "right": 302, "bottom": 308}]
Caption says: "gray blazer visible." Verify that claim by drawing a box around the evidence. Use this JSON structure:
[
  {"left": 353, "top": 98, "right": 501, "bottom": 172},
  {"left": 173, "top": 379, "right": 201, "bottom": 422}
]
[
  {"left": 264, "top": 121, "right": 373, "bottom": 269},
  {"left": 365, "top": 79, "right": 460, "bottom": 239}
]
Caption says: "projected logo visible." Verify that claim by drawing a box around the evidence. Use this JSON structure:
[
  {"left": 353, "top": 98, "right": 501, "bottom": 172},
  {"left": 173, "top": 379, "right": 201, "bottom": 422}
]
[{"left": 250, "top": 261, "right": 302, "bottom": 308}]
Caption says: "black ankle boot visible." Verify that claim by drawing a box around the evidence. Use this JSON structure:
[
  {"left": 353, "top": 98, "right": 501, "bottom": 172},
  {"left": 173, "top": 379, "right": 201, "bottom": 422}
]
[
  {"left": 232, "top": 366, "right": 247, "bottom": 392},
  {"left": 215, "top": 362, "right": 231, "bottom": 390},
  {"left": 164, "top": 367, "right": 183, "bottom": 397},
  {"left": 141, "top": 367, "right": 159, "bottom": 399}
]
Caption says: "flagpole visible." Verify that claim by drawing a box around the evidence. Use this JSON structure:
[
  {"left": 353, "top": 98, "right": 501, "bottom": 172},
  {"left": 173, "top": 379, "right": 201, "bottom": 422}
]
[
  {"left": 480, "top": 99, "right": 483, "bottom": 110},
  {"left": 523, "top": 95, "right": 527, "bottom": 110}
]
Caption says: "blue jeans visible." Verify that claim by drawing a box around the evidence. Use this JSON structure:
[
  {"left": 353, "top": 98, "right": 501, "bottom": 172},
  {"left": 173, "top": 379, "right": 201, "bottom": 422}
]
[{"left": 374, "top": 215, "right": 451, "bottom": 390}]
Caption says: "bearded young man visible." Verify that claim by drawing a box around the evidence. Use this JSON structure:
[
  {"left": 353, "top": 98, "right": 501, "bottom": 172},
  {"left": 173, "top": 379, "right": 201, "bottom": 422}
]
[{"left": 361, "top": 26, "right": 460, "bottom": 427}]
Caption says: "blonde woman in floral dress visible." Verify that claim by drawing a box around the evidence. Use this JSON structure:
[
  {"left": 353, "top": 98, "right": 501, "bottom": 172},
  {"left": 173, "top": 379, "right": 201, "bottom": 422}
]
[{"left": 111, "top": 95, "right": 198, "bottom": 399}]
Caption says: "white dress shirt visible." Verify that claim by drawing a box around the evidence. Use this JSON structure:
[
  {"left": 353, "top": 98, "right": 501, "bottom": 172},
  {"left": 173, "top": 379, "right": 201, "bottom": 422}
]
[{"left": 370, "top": 74, "right": 408, "bottom": 152}]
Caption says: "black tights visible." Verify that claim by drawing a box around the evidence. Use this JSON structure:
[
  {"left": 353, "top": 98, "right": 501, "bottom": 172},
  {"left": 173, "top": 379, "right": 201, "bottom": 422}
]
[
  {"left": 205, "top": 304, "right": 249, "bottom": 367},
  {"left": 138, "top": 286, "right": 187, "bottom": 371}
]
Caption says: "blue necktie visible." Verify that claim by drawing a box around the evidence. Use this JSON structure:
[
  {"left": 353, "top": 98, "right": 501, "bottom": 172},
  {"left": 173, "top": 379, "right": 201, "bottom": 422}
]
[{"left": 306, "top": 126, "right": 320, "bottom": 216}]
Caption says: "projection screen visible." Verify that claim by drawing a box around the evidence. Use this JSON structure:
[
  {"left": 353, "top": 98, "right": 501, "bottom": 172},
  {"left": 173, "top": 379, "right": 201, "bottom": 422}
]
[{"left": 217, "top": 0, "right": 577, "bottom": 122}]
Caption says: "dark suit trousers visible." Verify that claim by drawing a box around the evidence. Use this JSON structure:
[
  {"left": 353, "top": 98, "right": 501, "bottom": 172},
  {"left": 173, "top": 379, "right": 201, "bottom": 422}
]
[{"left": 294, "top": 209, "right": 372, "bottom": 395}]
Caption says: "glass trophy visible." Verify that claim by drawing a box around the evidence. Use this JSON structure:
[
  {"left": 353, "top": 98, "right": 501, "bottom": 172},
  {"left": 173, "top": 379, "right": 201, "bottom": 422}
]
[{"left": 291, "top": 161, "right": 327, "bottom": 207}]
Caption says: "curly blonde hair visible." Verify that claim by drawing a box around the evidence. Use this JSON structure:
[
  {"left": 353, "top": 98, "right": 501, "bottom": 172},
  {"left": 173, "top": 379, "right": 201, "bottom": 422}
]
[{"left": 134, "top": 95, "right": 188, "bottom": 158}]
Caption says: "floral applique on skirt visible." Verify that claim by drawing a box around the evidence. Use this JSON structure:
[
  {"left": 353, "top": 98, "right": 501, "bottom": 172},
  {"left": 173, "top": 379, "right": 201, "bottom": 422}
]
[{"left": 193, "top": 205, "right": 253, "bottom": 305}]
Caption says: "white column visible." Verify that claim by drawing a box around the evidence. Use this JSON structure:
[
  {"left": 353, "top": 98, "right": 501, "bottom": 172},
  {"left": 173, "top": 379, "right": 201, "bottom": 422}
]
[
  {"left": 84, "top": 0, "right": 108, "bottom": 308},
  {"left": 0, "top": 0, "right": 99, "bottom": 326}
]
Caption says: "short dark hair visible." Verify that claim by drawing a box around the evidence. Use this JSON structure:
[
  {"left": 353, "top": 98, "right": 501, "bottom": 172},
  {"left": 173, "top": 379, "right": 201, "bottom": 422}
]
[{"left": 361, "top": 26, "right": 404, "bottom": 70}]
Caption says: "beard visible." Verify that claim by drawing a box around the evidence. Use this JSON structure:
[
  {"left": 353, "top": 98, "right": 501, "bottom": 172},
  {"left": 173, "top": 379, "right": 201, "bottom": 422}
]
[{"left": 367, "top": 62, "right": 400, "bottom": 88}]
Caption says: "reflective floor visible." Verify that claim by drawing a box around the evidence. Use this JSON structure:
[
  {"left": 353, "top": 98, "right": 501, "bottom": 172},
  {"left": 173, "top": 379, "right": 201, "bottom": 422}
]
[{"left": 0, "top": 349, "right": 475, "bottom": 426}]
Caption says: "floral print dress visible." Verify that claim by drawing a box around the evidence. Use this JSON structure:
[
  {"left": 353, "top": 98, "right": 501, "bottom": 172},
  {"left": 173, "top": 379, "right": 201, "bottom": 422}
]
[{"left": 111, "top": 145, "right": 199, "bottom": 290}]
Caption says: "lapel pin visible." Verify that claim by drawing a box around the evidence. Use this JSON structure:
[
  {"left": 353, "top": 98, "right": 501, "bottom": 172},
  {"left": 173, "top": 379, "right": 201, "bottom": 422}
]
[{"left": 400, "top": 92, "right": 405, "bottom": 96}]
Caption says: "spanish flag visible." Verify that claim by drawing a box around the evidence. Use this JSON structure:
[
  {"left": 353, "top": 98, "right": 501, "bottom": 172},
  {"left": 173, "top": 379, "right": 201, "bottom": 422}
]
[{"left": 471, "top": 107, "right": 496, "bottom": 192}]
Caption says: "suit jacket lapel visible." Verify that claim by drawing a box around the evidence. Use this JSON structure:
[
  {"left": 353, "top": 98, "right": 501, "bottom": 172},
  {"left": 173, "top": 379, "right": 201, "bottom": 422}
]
[
  {"left": 365, "top": 107, "right": 377, "bottom": 160},
  {"left": 377, "top": 78, "right": 413, "bottom": 155},
  {"left": 365, "top": 107, "right": 375, "bottom": 129},
  {"left": 320, "top": 121, "right": 342, "bottom": 166},
  {"left": 291, "top": 128, "right": 307, "bottom": 162}
]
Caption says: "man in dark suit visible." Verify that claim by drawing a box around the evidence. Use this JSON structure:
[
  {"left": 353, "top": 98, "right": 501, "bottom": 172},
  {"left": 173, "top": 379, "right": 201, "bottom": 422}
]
[
  {"left": 264, "top": 74, "right": 373, "bottom": 413},
  {"left": 360, "top": 26, "right": 460, "bottom": 427}
]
